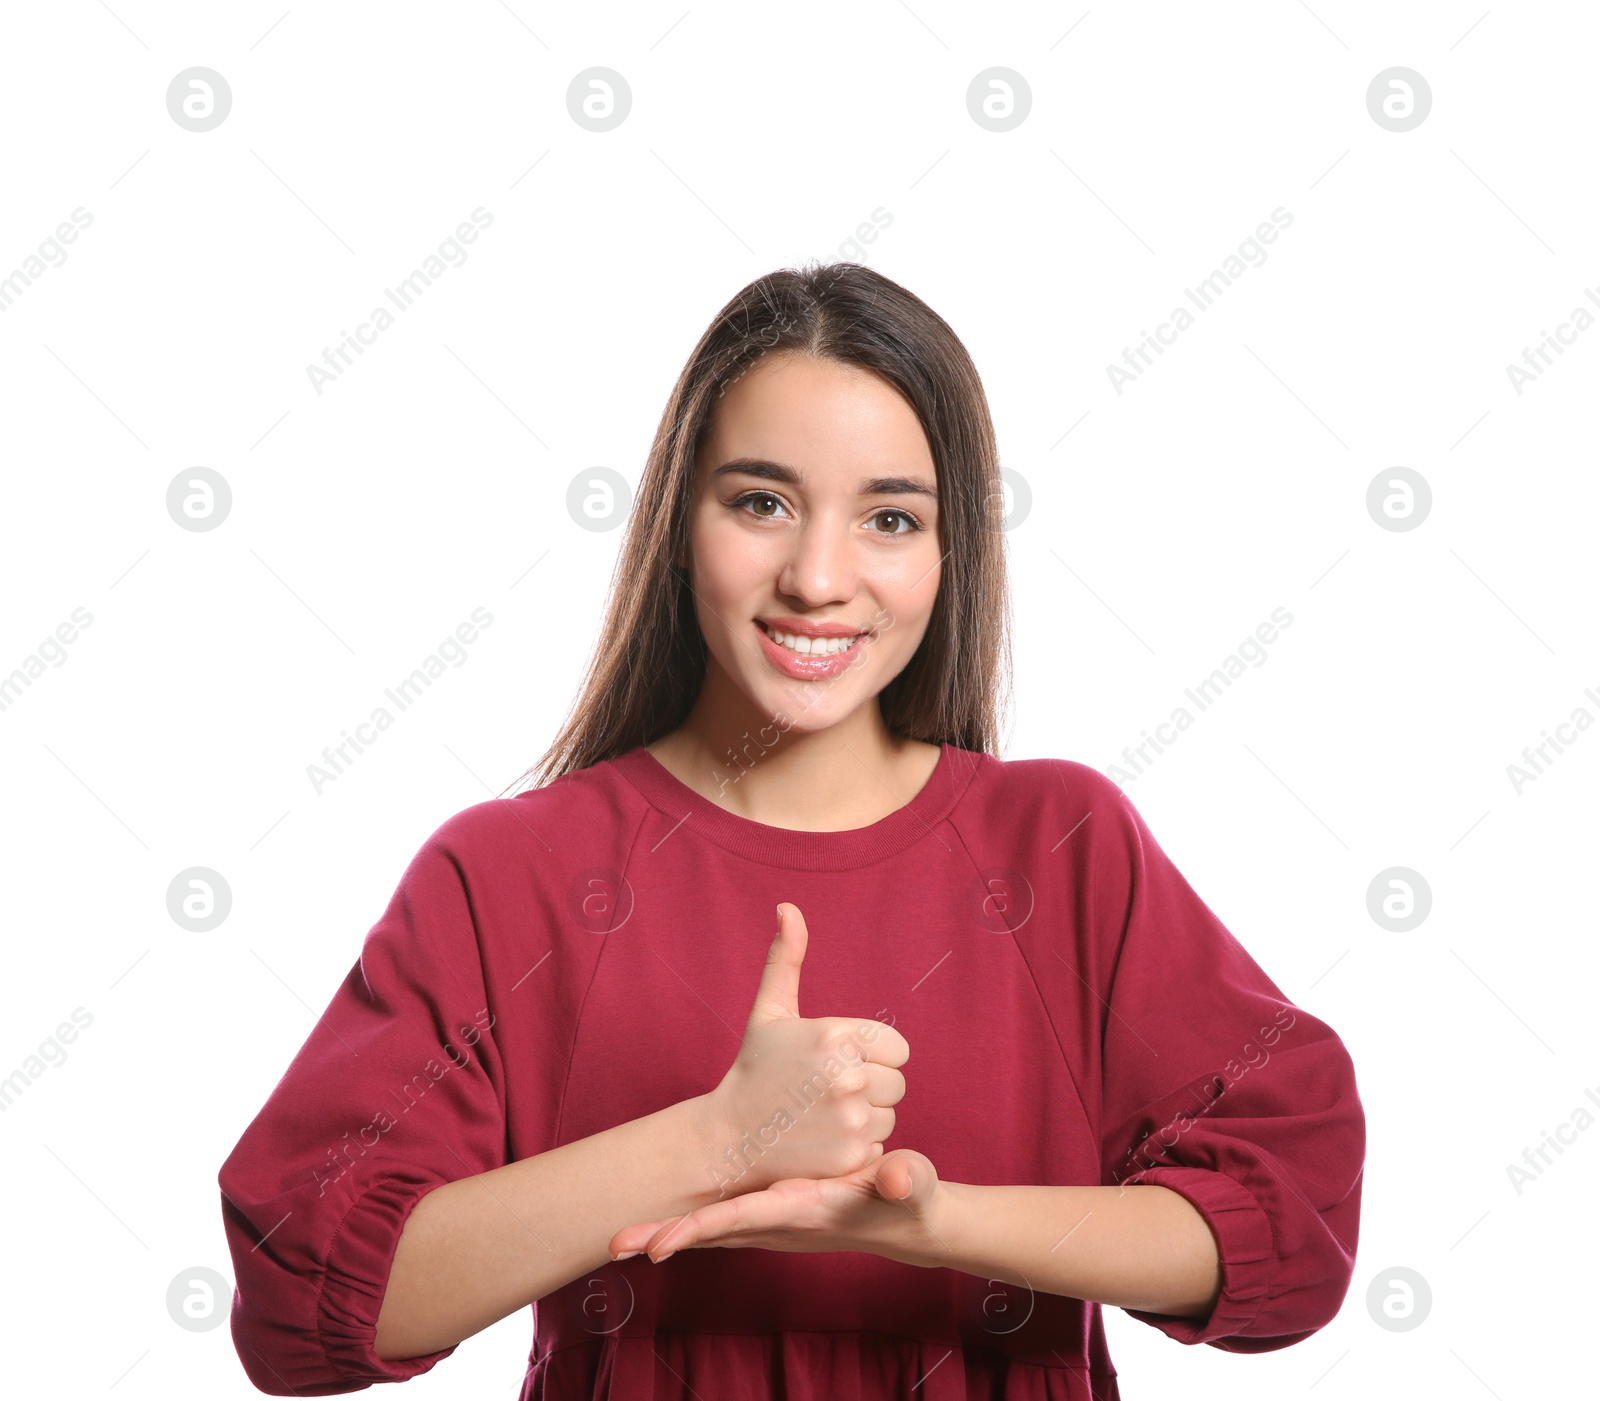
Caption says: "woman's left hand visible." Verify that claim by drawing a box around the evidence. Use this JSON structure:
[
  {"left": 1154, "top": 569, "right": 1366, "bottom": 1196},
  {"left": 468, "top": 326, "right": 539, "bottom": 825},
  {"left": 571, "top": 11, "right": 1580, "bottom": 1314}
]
[{"left": 607, "top": 1148, "right": 949, "bottom": 1267}]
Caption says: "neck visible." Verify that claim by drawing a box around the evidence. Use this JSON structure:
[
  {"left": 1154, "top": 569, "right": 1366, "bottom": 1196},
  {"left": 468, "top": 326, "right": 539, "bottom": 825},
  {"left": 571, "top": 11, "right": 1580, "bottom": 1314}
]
[{"left": 648, "top": 687, "right": 931, "bottom": 832}]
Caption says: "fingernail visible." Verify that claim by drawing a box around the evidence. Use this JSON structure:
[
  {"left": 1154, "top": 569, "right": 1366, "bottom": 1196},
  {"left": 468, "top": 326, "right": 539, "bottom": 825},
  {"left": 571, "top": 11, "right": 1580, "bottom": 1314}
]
[
  {"left": 613, "top": 1250, "right": 641, "bottom": 1260},
  {"left": 652, "top": 1250, "right": 675, "bottom": 1262}
]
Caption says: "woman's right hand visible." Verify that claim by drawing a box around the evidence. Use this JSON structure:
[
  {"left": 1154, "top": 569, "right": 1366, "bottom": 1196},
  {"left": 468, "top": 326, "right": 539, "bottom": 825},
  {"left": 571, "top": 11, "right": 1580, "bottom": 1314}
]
[{"left": 697, "top": 902, "right": 910, "bottom": 1198}]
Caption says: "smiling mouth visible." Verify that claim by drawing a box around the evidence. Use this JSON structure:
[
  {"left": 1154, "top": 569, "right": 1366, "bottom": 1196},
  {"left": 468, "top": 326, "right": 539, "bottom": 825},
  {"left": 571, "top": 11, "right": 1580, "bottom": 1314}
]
[{"left": 755, "top": 621, "right": 869, "bottom": 657}]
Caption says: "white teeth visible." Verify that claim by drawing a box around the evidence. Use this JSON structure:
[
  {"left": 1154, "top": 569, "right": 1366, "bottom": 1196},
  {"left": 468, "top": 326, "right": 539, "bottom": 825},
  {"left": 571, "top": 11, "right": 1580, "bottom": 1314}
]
[{"left": 763, "top": 625, "right": 861, "bottom": 656}]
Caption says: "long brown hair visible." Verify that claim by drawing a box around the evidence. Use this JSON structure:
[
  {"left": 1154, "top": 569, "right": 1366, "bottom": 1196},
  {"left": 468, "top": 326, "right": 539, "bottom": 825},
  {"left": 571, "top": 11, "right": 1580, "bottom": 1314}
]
[{"left": 507, "top": 259, "right": 1013, "bottom": 792}]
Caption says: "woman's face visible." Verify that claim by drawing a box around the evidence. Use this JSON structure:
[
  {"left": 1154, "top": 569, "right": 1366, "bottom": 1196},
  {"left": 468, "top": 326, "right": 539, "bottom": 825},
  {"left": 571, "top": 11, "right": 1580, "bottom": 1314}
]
[{"left": 682, "top": 351, "right": 944, "bottom": 736}]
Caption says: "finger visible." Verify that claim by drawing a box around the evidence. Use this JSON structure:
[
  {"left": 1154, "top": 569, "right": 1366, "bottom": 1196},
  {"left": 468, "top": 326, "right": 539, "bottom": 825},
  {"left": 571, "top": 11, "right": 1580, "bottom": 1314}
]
[
  {"left": 608, "top": 1219, "right": 676, "bottom": 1258},
  {"left": 877, "top": 1154, "right": 917, "bottom": 1203},
  {"left": 862, "top": 1062, "right": 907, "bottom": 1107},
  {"left": 646, "top": 1183, "right": 818, "bottom": 1258},
  {"left": 608, "top": 1179, "right": 836, "bottom": 1259},
  {"left": 642, "top": 1195, "right": 747, "bottom": 1256},
  {"left": 858, "top": 1019, "right": 910, "bottom": 1070},
  {"left": 743, "top": 903, "right": 808, "bottom": 1030},
  {"left": 865, "top": 1104, "right": 896, "bottom": 1145},
  {"left": 875, "top": 1150, "right": 938, "bottom": 1210}
]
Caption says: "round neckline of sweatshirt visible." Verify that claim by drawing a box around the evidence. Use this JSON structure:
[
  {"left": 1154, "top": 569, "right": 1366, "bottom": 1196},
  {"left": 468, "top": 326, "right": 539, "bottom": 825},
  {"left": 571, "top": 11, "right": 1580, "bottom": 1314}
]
[{"left": 607, "top": 740, "right": 984, "bottom": 871}]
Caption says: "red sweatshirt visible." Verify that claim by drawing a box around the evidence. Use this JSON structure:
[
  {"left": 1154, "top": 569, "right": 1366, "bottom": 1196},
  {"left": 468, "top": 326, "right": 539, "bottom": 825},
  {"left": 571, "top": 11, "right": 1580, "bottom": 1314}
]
[{"left": 217, "top": 742, "right": 1365, "bottom": 1399}]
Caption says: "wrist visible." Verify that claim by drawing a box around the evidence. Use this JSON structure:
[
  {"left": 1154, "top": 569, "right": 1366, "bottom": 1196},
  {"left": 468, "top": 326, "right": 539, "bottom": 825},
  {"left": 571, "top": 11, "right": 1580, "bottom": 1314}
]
[
  {"left": 916, "top": 1175, "right": 961, "bottom": 1266},
  {"left": 677, "top": 1093, "right": 748, "bottom": 1207}
]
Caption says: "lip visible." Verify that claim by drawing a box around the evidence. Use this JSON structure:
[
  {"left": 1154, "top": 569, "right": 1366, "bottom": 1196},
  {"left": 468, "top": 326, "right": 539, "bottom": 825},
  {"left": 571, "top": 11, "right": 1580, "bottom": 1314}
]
[
  {"left": 754, "top": 620, "right": 870, "bottom": 680},
  {"left": 755, "top": 616, "right": 871, "bottom": 639}
]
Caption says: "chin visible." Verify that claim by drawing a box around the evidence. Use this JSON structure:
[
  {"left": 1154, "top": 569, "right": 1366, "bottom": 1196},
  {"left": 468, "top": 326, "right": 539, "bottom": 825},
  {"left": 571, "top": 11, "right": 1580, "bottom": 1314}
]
[{"left": 753, "top": 678, "right": 863, "bottom": 728}]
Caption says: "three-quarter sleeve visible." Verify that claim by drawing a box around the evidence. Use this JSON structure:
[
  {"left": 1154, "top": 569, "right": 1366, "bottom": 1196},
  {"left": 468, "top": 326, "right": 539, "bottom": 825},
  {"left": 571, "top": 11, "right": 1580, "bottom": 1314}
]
[
  {"left": 1091, "top": 785, "right": 1365, "bottom": 1352},
  {"left": 218, "top": 817, "right": 508, "bottom": 1394}
]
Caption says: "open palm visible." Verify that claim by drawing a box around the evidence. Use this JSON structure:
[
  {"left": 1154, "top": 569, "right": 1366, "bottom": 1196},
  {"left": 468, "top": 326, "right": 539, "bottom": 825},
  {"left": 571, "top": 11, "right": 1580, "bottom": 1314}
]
[{"left": 608, "top": 1147, "right": 945, "bottom": 1266}]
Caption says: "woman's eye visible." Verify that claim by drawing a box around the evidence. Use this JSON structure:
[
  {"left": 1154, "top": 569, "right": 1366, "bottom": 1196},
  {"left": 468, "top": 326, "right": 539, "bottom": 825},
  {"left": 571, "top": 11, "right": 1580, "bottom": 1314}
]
[
  {"left": 730, "top": 494, "right": 921, "bottom": 535},
  {"left": 869, "top": 509, "right": 920, "bottom": 535},
  {"left": 734, "top": 491, "right": 787, "bottom": 519}
]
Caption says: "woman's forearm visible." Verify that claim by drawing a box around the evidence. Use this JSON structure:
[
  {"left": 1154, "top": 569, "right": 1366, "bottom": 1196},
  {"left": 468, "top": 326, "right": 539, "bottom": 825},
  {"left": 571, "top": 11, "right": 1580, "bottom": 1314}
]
[
  {"left": 911, "top": 1181, "right": 1223, "bottom": 1319},
  {"left": 374, "top": 1094, "right": 725, "bottom": 1360}
]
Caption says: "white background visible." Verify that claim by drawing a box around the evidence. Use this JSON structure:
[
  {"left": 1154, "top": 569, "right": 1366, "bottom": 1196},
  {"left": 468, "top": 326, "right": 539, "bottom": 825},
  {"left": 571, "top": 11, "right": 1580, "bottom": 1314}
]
[{"left": 1, "top": 2, "right": 1595, "bottom": 1396}]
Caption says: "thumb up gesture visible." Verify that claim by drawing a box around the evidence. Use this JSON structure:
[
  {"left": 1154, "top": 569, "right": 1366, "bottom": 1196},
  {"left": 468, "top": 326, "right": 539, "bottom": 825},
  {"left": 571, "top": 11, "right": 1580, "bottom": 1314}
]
[
  {"left": 607, "top": 903, "right": 949, "bottom": 1265},
  {"left": 699, "top": 902, "right": 911, "bottom": 1198}
]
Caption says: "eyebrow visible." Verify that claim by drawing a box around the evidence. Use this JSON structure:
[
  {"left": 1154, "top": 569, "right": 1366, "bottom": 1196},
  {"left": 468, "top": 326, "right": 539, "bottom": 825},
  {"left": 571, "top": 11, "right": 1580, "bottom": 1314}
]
[{"left": 711, "top": 457, "right": 938, "bottom": 502}]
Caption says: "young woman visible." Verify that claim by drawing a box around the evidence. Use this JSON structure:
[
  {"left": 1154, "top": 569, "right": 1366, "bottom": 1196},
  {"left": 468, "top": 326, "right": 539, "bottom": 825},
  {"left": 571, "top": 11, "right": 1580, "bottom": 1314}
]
[{"left": 219, "top": 263, "right": 1364, "bottom": 1400}]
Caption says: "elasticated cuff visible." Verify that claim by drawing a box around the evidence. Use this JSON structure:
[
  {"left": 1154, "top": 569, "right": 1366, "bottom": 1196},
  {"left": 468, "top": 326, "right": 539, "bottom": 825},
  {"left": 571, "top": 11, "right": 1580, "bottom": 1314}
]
[
  {"left": 317, "top": 1175, "right": 459, "bottom": 1384},
  {"left": 1119, "top": 1165, "right": 1275, "bottom": 1345}
]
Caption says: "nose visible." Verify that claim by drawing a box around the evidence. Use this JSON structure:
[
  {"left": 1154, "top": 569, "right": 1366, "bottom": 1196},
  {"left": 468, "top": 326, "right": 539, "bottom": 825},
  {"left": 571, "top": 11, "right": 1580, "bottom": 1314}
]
[{"left": 775, "top": 513, "right": 857, "bottom": 608}]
